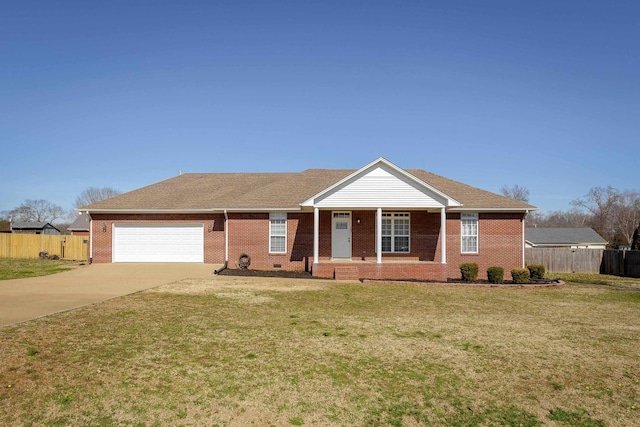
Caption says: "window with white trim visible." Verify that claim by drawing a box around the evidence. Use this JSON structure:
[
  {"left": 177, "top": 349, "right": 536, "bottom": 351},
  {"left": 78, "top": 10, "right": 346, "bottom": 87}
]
[
  {"left": 269, "top": 213, "right": 287, "bottom": 253},
  {"left": 461, "top": 213, "right": 478, "bottom": 253},
  {"left": 381, "top": 212, "right": 410, "bottom": 253}
]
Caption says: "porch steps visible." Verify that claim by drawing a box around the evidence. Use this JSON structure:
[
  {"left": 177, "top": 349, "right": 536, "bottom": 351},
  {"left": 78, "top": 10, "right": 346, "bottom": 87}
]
[{"left": 334, "top": 266, "right": 360, "bottom": 281}]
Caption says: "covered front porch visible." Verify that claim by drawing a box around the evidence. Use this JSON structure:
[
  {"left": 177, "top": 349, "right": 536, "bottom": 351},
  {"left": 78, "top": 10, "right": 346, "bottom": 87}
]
[
  {"left": 308, "top": 208, "right": 449, "bottom": 281},
  {"left": 300, "top": 158, "right": 461, "bottom": 281}
]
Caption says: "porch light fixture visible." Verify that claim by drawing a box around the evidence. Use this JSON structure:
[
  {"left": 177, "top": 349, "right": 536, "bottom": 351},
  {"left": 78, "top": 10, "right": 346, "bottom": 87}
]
[
  {"left": 356, "top": 217, "right": 361, "bottom": 224},
  {"left": 208, "top": 222, "right": 214, "bottom": 232},
  {"left": 102, "top": 223, "right": 107, "bottom": 232}
]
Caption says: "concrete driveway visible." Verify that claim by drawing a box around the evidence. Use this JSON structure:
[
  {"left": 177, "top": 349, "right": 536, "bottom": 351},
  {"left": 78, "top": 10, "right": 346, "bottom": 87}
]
[{"left": 0, "top": 263, "right": 220, "bottom": 327}]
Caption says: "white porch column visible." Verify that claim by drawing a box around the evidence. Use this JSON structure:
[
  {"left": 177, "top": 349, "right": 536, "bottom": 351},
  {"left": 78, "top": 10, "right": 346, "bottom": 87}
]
[
  {"left": 522, "top": 211, "right": 527, "bottom": 268},
  {"left": 313, "top": 207, "right": 319, "bottom": 264},
  {"left": 376, "top": 208, "right": 382, "bottom": 264},
  {"left": 440, "top": 207, "right": 447, "bottom": 264}
]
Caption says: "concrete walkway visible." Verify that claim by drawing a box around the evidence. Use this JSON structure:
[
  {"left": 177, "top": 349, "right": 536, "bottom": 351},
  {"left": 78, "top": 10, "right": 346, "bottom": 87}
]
[{"left": 0, "top": 263, "right": 220, "bottom": 327}]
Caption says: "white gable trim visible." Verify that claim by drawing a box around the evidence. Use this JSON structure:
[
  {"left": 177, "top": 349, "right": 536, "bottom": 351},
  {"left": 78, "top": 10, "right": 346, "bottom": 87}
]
[{"left": 301, "top": 157, "right": 461, "bottom": 209}]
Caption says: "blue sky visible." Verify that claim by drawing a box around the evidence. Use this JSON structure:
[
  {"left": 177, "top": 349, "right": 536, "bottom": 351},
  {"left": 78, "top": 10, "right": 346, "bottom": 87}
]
[{"left": 1, "top": 1, "right": 637, "bottom": 218}]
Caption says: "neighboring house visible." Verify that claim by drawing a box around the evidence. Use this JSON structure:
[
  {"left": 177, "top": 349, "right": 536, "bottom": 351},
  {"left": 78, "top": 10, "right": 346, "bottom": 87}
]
[
  {"left": 525, "top": 227, "right": 608, "bottom": 249},
  {"left": 82, "top": 157, "right": 536, "bottom": 281},
  {"left": 68, "top": 213, "right": 90, "bottom": 236},
  {"left": 10, "top": 222, "right": 61, "bottom": 235},
  {"left": 0, "top": 221, "right": 10, "bottom": 233}
]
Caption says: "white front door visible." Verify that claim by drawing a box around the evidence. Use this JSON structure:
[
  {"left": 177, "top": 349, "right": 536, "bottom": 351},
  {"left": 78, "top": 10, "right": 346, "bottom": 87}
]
[{"left": 332, "top": 212, "right": 352, "bottom": 259}]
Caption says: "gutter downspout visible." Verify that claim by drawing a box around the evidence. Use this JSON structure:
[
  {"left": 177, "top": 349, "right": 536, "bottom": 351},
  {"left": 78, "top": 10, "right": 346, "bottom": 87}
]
[
  {"left": 87, "top": 211, "right": 93, "bottom": 263},
  {"left": 225, "top": 209, "right": 229, "bottom": 264},
  {"left": 214, "top": 210, "right": 229, "bottom": 274}
]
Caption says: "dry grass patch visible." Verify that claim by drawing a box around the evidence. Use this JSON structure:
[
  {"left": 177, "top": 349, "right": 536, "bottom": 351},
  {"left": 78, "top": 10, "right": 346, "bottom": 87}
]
[
  {"left": 150, "top": 275, "right": 330, "bottom": 294},
  {"left": 0, "top": 276, "right": 638, "bottom": 426}
]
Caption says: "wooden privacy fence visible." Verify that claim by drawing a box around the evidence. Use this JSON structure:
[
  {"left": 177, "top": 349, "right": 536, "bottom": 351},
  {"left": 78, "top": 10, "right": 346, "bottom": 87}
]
[
  {"left": 601, "top": 250, "right": 640, "bottom": 278},
  {"left": 526, "top": 248, "right": 640, "bottom": 277},
  {"left": 525, "top": 248, "right": 604, "bottom": 274},
  {"left": 0, "top": 234, "right": 89, "bottom": 261}
]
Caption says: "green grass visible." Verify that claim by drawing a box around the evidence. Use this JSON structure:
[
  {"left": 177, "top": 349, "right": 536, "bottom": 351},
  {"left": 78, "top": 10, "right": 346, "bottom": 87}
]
[
  {"left": 0, "top": 275, "right": 639, "bottom": 426},
  {"left": 548, "top": 407, "right": 606, "bottom": 427},
  {"left": 0, "top": 258, "right": 77, "bottom": 280},
  {"left": 549, "top": 272, "right": 640, "bottom": 288}
]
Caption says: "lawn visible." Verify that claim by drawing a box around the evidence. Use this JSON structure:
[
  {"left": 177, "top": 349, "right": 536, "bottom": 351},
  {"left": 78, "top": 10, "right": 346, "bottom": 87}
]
[
  {"left": 0, "top": 258, "right": 78, "bottom": 280},
  {"left": 0, "top": 274, "right": 638, "bottom": 426},
  {"left": 550, "top": 272, "right": 640, "bottom": 289}
]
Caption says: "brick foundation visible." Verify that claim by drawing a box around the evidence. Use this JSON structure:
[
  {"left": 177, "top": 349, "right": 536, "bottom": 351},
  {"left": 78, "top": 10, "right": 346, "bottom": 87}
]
[{"left": 313, "top": 262, "right": 447, "bottom": 281}]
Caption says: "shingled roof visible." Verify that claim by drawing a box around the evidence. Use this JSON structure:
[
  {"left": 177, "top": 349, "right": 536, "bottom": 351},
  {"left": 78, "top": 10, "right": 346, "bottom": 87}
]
[
  {"left": 83, "top": 167, "right": 534, "bottom": 212},
  {"left": 68, "top": 213, "right": 90, "bottom": 231},
  {"left": 526, "top": 227, "right": 607, "bottom": 246},
  {"left": 11, "top": 222, "right": 60, "bottom": 231}
]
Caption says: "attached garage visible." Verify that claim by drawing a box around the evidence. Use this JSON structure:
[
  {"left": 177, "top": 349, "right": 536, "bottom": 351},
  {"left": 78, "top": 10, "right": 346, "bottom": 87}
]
[{"left": 112, "top": 224, "right": 204, "bottom": 262}]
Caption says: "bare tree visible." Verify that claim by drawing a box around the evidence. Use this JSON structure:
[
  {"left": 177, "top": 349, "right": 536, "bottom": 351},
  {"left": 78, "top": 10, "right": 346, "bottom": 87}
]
[
  {"left": 529, "top": 209, "right": 591, "bottom": 228},
  {"left": 631, "top": 222, "right": 640, "bottom": 250},
  {"left": 612, "top": 191, "right": 640, "bottom": 246},
  {"left": 572, "top": 187, "right": 617, "bottom": 243},
  {"left": 74, "top": 187, "right": 121, "bottom": 209},
  {"left": 572, "top": 186, "right": 640, "bottom": 246},
  {"left": 8, "top": 199, "right": 66, "bottom": 224},
  {"left": 500, "top": 184, "right": 530, "bottom": 203}
]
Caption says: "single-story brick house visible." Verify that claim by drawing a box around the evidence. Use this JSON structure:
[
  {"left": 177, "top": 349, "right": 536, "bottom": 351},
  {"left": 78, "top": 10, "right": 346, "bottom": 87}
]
[{"left": 82, "top": 158, "right": 535, "bottom": 280}]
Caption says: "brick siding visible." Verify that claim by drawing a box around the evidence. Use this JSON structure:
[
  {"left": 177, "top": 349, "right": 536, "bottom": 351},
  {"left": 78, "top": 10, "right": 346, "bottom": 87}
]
[
  {"left": 313, "top": 262, "right": 447, "bottom": 281},
  {"left": 90, "top": 213, "right": 225, "bottom": 263},
  {"left": 226, "top": 212, "right": 313, "bottom": 271},
  {"left": 90, "top": 210, "right": 524, "bottom": 282},
  {"left": 445, "top": 212, "right": 524, "bottom": 280}
]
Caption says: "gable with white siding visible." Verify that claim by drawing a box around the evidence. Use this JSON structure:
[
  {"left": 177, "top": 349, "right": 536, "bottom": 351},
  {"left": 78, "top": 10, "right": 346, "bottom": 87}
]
[{"left": 303, "top": 158, "right": 461, "bottom": 209}]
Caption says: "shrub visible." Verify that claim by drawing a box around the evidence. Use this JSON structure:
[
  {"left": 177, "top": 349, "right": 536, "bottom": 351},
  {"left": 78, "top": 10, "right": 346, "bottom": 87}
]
[
  {"left": 487, "top": 267, "right": 504, "bottom": 284},
  {"left": 460, "top": 263, "right": 479, "bottom": 282},
  {"left": 527, "top": 264, "right": 546, "bottom": 280},
  {"left": 511, "top": 268, "right": 530, "bottom": 284}
]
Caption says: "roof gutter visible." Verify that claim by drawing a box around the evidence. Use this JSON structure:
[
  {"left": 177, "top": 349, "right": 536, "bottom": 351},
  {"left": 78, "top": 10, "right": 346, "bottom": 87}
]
[
  {"left": 81, "top": 207, "right": 302, "bottom": 214},
  {"left": 449, "top": 207, "right": 537, "bottom": 212},
  {"left": 82, "top": 206, "right": 536, "bottom": 215}
]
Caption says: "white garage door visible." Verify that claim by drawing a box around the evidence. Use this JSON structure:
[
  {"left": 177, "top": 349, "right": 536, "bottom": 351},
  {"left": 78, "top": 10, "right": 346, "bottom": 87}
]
[{"left": 113, "top": 224, "right": 204, "bottom": 263}]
